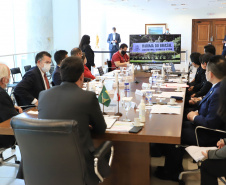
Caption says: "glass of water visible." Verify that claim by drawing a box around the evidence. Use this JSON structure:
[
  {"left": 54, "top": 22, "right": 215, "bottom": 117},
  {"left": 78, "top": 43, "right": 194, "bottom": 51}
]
[{"left": 122, "top": 100, "right": 131, "bottom": 121}]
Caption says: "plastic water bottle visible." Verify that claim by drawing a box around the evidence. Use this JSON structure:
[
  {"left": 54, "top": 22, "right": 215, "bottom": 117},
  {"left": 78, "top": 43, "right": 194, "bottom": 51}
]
[{"left": 124, "top": 79, "right": 130, "bottom": 92}]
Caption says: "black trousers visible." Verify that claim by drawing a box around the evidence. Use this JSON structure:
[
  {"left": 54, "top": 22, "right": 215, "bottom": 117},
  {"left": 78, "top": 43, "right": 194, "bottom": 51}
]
[{"left": 201, "top": 159, "right": 226, "bottom": 185}]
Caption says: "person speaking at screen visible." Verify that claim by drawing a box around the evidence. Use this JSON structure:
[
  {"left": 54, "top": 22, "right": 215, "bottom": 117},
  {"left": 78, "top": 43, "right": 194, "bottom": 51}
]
[{"left": 111, "top": 43, "right": 129, "bottom": 70}]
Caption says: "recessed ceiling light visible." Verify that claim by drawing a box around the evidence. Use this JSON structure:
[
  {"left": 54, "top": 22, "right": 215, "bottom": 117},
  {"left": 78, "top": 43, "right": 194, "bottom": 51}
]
[{"left": 171, "top": 4, "right": 177, "bottom": 6}]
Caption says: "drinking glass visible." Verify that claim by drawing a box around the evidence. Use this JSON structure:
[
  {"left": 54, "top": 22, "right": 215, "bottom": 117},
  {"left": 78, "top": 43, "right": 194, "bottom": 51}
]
[{"left": 122, "top": 100, "right": 131, "bottom": 121}]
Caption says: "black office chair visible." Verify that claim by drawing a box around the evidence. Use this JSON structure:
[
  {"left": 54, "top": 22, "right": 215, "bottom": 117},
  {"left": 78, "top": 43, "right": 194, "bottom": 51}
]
[
  {"left": 7, "top": 67, "right": 23, "bottom": 94},
  {"left": 24, "top": 65, "right": 31, "bottom": 73},
  {"left": 178, "top": 126, "right": 226, "bottom": 185},
  {"left": 107, "top": 60, "right": 112, "bottom": 72},
  {"left": 10, "top": 117, "right": 114, "bottom": 185},
  {"left": 97, "top": 67, "right": 105, "bottom": 76}
]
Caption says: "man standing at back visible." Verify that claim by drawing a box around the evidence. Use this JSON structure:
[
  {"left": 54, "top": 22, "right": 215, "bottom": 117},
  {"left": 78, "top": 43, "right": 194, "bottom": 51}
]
[
  {"left": 107, "top": 27, "right": 121, "bottom": 60},
  {"left": 38, "top": 56, "right": 106, "bottom": 185},
  {"left": 14, "top": 51, "right": 52, "bottom": 106}
]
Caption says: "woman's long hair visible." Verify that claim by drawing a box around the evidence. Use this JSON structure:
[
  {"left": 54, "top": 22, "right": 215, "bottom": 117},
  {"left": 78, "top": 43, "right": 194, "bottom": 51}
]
[
  {"left": 79, "top": 35, "right": 90, "bottom": 50},
  {"left": 218, "top": 77, "right": 226, "bottom": 123}
]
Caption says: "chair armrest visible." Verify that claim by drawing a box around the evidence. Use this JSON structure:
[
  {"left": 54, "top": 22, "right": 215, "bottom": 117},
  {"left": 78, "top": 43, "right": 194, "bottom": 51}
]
[
  {"left": 94, "top": 141, "right": 113, "bottom": 160},
  {"left": 195, "top": 126, "right": 226, "bottom": 146},
  {"left": 93, "top": 141, "right": 114, "bottom": 182}
]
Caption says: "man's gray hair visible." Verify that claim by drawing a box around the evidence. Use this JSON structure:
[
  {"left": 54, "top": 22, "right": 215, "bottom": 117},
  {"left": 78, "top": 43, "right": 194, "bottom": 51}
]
[{"left": 0, "top": 63, "right": 9, "bottom": 80}]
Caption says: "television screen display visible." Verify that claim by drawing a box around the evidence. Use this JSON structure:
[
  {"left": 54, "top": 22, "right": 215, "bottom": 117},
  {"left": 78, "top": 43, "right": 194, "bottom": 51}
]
[{"left": 129, "top": 34, "right": 181, "bottom": 63}]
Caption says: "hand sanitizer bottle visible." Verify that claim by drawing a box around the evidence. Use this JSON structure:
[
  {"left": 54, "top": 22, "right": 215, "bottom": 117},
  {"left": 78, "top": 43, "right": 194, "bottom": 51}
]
[{"left": 139, "top": 99, "right": 146, "bottom": 123}]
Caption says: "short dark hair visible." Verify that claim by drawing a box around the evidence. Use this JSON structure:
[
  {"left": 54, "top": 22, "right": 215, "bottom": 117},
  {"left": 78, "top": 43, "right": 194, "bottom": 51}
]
[
  {"left": 120, "top": 43, "right": 128, "bottom": 49},
  {"left": 204, "top": 44, "right": 216, "bottom": 55},
  {"left": 60, "top": 56, "right": 84, "bottom": 83},
  {"left": 190, "top": 52, "right": 201, "bottom": 65},
  {"left": 35, "top": 51, "right": 51, "bottom": 64},
  {"left": 71, "top": 48, "right": 82, "bottom": 56},
  {"left": 54, "top": 50, "right": 68, "bottom": 65},
  {"left": 112, "top": 27, "right": 116, "bottom": 31},
  {"left": 200, "top": 53, "right": 213, "bottom": 64},
  {"left": 207, "top": 55, "right": 226, "bottom": 79}
]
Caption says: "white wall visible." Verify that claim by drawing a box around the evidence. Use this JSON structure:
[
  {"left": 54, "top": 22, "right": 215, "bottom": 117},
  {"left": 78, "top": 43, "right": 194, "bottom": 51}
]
[
  {"left": 52, "top": 0, "right": 81, "bottom": 54},
  {"left": 80, "top": 1, "right": 226, "bottom": 68}
]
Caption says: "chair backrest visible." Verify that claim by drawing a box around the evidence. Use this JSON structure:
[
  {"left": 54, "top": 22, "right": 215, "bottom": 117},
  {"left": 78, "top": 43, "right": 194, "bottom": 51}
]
[
  {"left": 24, "top": 65, "right": 31, "bottom": 72},
  {"left": 11, "top": 117, "right": 86, "bottom": 185},
  {"left": 107, "top": 60, "right": 112, "bottom": 72},
  {"left": 10, "top": 67, "right": 22, "bottom": 83},
  {"left": 97, "top": 67, "right": 104, "bottom": 76}
]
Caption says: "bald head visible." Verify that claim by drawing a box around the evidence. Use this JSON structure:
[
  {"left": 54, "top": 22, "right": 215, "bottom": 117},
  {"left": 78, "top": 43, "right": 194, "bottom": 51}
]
[{"left": 0, "top": 63, "right": 10, "bottom": 89}]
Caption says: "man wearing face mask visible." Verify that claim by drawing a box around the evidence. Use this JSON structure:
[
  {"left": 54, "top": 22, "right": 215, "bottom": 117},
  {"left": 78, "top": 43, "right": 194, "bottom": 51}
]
[
  {"left": 111, "top": 43, "right": 130, "bottom": 70},
  {"left": 0, "top": 63, "right": 22, "bottom": 147},
  {"left": 14, "top": 51, "right": 52, "bottom": 106}
]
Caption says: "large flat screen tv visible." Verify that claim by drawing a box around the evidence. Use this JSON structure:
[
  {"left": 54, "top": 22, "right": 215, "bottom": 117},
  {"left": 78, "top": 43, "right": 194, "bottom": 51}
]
[{"left": 129, "top": 34, "right": 181, "bottom": 64}]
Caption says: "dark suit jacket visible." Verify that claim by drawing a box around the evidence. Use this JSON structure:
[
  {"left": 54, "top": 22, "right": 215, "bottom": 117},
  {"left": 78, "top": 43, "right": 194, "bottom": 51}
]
[
  {"left": 194, "top": 81, "right": 212, "bottom": 97},
  {"left": 14, "top": 66, "right": 46, "bottom": 106},
  {"left": 0, "top": 87, "right": 17, "bottom": 147},
  {"left": 191, "top": 66, "right": 206, "bottom": 91},
  {"left": 194, "top": 82, "right": 224, "bottom": 129},
  {"left": 107, "top": 33, "right": 121, "bottom": 50},
  {"left": 223, "top": 35, "right": 226, "bottom": 50},
  {"left": 52, "top": 66, "right": 62, "bottom": 86},
  {"left": 82, "top": 45, "right": 95, "bottom": 70},
  {"left": 38, "top": 82, "right": 106, "bottom": 185}
]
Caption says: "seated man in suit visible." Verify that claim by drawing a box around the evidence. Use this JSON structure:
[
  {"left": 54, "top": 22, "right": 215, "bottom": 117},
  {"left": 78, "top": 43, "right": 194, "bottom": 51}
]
[
  {"left": 155, "top": 55, "right": 226, "bottom": 181},
  {"left": 38, "top": 56, "right": 106, "bottom": 185},
  {"left": 0, "top": 63, "right": 22, "bottom": 147},
  {"left": 52, "top": 50, "right": 68, "bottom": 86},
  {"left": 14, "top": 51, "right": 52, "bottom": 106}
]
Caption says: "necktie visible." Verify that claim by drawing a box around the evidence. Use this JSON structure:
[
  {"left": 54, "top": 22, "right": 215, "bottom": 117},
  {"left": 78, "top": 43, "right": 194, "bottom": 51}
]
[{"left": 44, "top": 73, "right": 50, "bottom": 89}]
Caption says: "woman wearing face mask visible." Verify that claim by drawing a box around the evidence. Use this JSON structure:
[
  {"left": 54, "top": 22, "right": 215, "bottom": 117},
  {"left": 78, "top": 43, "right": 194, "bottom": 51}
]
[
  {"left": 82, "top": 53, "right": 95, "bottom": 80},
  {"left": 79, "top": 35, "right": 95, "bottom": 71},
  {"left": 111, "top": 43, "right": 130, "bottom": 70}
]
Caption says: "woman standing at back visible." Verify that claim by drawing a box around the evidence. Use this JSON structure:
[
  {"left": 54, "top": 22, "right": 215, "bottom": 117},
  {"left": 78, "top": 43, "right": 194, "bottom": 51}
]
[{"left": 79, "top": 35, "right": 95, "bottom": 70}]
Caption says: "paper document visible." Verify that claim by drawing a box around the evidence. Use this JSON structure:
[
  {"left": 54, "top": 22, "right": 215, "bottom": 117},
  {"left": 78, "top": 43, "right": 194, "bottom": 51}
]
[
  {"left": 121, "top": 97, "right": 133, "bottom": 101},
  {"left": 104, "top": 117, "right": 117, "bottom": 129},
  {"left": 150, "top": 105, "right": 181, "bottom": 114},
  {"left": 168, "top": 79, "right": 188, "bottom": 83},
  {"left": 27, "top": 111, "right": 38, "bottom": 115},
  {"left": 185, "top": 146, "right": 217, "bottom": 162},
  {"left": 163, "top": 83, "right": 189, "bottom": 88},
  {"left": 154, "top": 92, "right": 184, "bottom": 98},
  {"left": 106, "top": 121, "right": 133, "bottom": 132}
]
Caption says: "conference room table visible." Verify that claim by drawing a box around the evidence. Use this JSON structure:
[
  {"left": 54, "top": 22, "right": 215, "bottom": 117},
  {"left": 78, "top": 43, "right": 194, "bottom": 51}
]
[{"left": 0, "top": 70, "right": 186, "bottom": 185}]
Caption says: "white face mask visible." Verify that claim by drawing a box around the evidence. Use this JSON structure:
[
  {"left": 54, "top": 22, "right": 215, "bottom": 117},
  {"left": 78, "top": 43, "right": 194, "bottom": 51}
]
[{"left": 41, "top": 63, "right": 51, "bottom": 73}]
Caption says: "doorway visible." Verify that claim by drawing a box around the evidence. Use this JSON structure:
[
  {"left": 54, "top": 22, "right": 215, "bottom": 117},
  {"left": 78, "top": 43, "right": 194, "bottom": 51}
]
[{"left": 192, "top": 19, "right": 226, "bottom": 55}]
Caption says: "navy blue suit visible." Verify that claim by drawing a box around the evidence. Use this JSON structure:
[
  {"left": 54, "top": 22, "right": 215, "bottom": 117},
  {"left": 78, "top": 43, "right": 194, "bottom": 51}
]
[
  {"left": 182, "top": 82, "right": 224, "bottom": 145},
  {"left": 52, "top": 66, "right": 62, "bottom": 86},
  {"left": 222, "top": 35, "right": 226, "bottom": 56},
  {"left": 107, "top": 33, "right": 121, "bottom": 60},
  {"left": 14, "top": 66, "right": 46, "bottom": 106}
]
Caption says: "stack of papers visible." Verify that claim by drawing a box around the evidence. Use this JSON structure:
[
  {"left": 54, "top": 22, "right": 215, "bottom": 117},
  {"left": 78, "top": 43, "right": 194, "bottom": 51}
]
[
  {"left": 185, "top": 146, "right": 217, "bottom": 162},
  {"left": 27, "top": 111, "right": 38, "bottom": 115},
  {"left": 168, "top": 78, "right": 188, "bottom": 83},
  {"left": 150, "top": 105, "right": 181, "bottom": 114},
  {"left": 106, "top": 121, "right": 133, "bottom": 132},
  {"left": 104, "top": 117, "right": 117, "bottom": 129},
  {"left": 163, "top": 83, "right": 189, "bottom": 88}
]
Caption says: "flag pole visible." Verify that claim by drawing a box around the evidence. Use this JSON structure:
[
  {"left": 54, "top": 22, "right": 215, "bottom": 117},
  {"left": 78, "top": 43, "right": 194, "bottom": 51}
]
[
  {"left": 115, "top": 81, "right": 122, "bottom": 116},
  {"left": 102, "top": 90, "right": 107, "bottom": 115}
]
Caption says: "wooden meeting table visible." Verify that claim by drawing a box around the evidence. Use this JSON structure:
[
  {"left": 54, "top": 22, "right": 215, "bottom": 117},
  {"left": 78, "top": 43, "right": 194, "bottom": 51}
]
[{"left": 0, "top": 71, "right": 185, "bottom": 185}]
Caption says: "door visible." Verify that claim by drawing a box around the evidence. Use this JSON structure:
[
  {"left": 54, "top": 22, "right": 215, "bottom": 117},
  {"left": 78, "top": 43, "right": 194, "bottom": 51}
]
[{"left": 192, "top": 19, "right": 226, "bottom": 55}]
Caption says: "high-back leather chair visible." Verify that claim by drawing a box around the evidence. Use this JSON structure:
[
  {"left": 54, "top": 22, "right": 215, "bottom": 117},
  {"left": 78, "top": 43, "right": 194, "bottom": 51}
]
[{"left": 11, "top": 117, "right": 113, "bottom": 185}]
